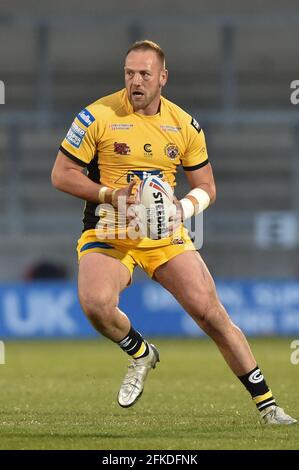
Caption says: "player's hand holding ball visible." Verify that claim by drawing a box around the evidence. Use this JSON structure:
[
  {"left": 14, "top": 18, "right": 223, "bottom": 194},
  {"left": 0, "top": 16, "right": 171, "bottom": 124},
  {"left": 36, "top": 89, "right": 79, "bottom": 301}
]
[
  {"left": 110, "top": 179, "right": 137, "bottom": 209},
  {"left": 168, "top": 195, "right": 183, "bottom": 235}
]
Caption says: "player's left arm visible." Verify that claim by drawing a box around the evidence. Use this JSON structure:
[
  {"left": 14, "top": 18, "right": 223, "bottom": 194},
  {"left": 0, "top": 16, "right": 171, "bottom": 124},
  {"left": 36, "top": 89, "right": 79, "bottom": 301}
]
[
  {"left": 175, "top": 119, "right": 216, "bottom": 221},
  {"left": 183, "top": 162, "right": 216, "bottom": 206},
  {"left": 170, "top": 164, "right": 215, "bottom": 230}
]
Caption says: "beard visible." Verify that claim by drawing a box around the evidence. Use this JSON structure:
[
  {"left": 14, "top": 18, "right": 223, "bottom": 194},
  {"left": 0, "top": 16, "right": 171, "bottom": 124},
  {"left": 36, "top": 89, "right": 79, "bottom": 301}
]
[
  {"left": 130, "top": 93, "right": 148, "bottom": 110},
  {"left": 128, "top": 84, "right": 161, "bottom": 112}
]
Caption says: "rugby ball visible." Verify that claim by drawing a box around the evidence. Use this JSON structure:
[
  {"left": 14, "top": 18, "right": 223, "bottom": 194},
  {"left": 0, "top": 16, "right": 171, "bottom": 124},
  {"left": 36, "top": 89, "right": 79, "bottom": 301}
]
[{"left": 136, "top": 176, "right": 175, "bottom": 239}]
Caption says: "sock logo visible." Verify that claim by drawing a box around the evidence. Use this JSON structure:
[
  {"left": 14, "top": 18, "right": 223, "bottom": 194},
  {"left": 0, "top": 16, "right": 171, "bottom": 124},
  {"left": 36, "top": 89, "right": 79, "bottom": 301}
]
[{"left": 249, "top": 369, "right": 264, "bottom": 384}]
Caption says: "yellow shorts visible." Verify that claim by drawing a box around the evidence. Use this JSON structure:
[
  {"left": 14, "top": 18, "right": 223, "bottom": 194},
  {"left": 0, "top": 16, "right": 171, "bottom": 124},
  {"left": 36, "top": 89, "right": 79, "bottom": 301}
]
[{"left": 77, "top": 228, "right": 196, "bottom": 278}]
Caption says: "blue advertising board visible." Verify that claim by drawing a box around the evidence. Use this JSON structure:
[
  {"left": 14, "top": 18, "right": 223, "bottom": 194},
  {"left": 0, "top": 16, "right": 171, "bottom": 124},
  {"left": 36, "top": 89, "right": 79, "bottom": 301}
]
[{"left": 1, "top": 281, "right": 299, "bottom": 338}]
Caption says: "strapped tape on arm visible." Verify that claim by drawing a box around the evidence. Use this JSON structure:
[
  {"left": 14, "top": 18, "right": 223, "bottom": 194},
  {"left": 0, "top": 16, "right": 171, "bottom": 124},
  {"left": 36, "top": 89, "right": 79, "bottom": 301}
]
[{"left": 180, "top": 188, "right": 210, "bottom": 220}]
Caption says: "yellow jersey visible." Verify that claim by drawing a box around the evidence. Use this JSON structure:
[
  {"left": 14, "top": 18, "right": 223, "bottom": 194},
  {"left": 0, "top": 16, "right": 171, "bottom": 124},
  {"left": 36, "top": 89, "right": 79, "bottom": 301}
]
[{"left": 60, "top": 88, "right": 209, "bottom": 247}]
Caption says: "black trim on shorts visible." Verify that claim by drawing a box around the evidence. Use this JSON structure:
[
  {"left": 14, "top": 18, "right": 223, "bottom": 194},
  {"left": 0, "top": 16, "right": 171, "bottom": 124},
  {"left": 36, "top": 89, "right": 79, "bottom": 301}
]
[
  {"left": 59, "top": 145, "right": 88, "bottom": 167},
  {"left": 182, "top": 159, "right": 209, "bottom": 171}
]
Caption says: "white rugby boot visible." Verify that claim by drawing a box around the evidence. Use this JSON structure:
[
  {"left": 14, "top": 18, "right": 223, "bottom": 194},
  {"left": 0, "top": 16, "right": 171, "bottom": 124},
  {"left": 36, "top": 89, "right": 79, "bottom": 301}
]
[
  {"left": 260, "top": 405, "right": 297, "bottom": 425},
  {"left": 118, "top": 343, "right": 160, "bottom": 408}
]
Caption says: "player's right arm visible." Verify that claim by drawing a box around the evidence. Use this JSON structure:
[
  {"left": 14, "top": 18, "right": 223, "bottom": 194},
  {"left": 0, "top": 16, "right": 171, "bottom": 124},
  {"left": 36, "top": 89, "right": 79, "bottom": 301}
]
[
  {"left": 51, "top": 150, "right": 103, "bottom": 203},
  {"left": 51, "top": 107, "right": 135, "bottom": 207},
  {"left": 52, "top": 151, "right": 136, "bottom": 206}
]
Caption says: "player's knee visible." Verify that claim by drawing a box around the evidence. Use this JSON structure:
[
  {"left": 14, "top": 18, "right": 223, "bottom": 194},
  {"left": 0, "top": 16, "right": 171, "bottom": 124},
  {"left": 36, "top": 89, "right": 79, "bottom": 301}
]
[
  {"left": 199, "top": 301, "right": 231, "bottom": 336},
  {"left": 189, "top": 286, "right": 217, "bottom": 315},
  {"left": 79, "top": 289, "right": 119, "bottom": 324},
  {"left": 192, "top": 294, "right": 222, "bottom": 329}
]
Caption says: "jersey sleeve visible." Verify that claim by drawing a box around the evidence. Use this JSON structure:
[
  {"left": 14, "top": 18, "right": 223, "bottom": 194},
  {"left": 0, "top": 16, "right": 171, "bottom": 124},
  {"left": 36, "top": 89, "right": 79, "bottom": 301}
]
[
  {"left": 60, "top": 107, "right": 98, "bottom": 167},
  {"left": 181, "top": 117, "right": 209, "bottom": 171}
]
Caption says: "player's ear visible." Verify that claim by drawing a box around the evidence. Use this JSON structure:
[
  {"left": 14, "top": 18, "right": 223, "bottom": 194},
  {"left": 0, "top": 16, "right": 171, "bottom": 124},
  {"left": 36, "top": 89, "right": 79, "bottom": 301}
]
[{"left": 160, "top": 69, "right": 168, "bottom": 87}]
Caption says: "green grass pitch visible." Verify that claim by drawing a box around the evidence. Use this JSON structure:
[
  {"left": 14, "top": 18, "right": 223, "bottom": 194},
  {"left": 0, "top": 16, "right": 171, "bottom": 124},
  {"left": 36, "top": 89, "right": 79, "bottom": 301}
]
[{"left": 0, "top": 338, "right": 298, "bottom": 450}]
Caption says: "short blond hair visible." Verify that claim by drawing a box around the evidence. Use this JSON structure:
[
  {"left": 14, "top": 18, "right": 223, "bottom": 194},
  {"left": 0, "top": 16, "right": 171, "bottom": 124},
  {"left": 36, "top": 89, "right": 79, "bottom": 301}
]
[{"left": 126, "top": 40, "right": 166, "bottom": 68}]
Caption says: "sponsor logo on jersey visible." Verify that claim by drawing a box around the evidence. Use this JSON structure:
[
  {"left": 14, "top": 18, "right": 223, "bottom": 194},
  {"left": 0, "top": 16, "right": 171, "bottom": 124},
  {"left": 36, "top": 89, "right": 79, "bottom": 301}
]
[
  {"left": 160, "top": 125, "right": 181, "bottom": 133},
  {"left": 164, "top": 143, "right": 180, "bottom": 160},
  {"left": 144, "top": 143, "right": 153, "bottom": 157},
  {"left": 249, "top": 369, "right": 264, "bottom": 384},
  {"left": 126, "top": 169, "right": 163, "bottom": 183},
  {"left": 191, "top": 117, "right": 201, "bottom": 133},
  {"left": 66, "top": 123, "right": 86, "bottom": 148},
  {"left": 71, "top": 122, "right": 86, "bottom": 137},
  {"left": 171, "top": 237, "right": 185, "bottom": 245},
  {"left": 77, "top": 108, "right": 95, "bottom": 127},
  {"left": 114, "top": 142, "right": 131, "bottom": 155},
  {"left": 109, "top": 123, "right": 134, "bottom": 130}
]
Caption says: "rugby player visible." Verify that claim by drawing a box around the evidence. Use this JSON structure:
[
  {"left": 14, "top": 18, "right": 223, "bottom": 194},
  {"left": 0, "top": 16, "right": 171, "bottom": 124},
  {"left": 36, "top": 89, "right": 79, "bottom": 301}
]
[{"left": 51, "top": 40, "right": 296, "bottom": 424}]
